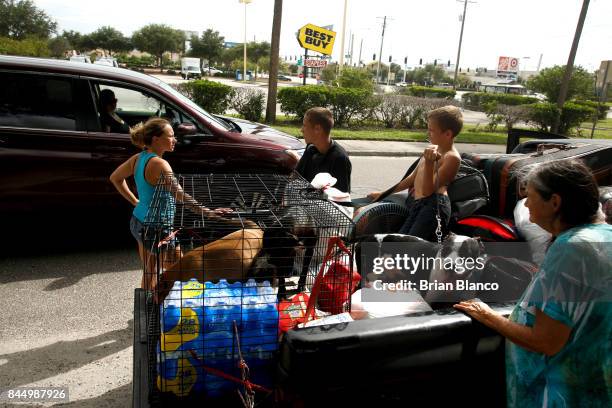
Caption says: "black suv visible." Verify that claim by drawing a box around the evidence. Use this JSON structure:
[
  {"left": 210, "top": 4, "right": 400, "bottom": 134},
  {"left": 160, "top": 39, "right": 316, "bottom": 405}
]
[{"left": 0, "top": 56, "right": 304, "bottom": 214}]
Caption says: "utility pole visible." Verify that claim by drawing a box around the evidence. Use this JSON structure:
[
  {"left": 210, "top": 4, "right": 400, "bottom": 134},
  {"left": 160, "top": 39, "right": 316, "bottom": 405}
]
[
  {"left": 265, "top": 0, "right": 282, "bottom": 124},
  {"left": 349, "top": 33, "right": 355, "bottom": 66},
  {"left": 376, "top": 16, "right": 387, "bottom": 84},
  {"left": 552, "top": 0, "right": 590, "bottom": 134},
  {"left": 339, "top": 0, "right": 348, "bottom": 71},
  {"left": 536, "top": 53, "right": 543, "bottom": 72},
  {"left": 358, "top": 38, "right": 363, "bottom": 67},
  {"left": 453, "top": 0, "right": 475, "bottom": 90}
]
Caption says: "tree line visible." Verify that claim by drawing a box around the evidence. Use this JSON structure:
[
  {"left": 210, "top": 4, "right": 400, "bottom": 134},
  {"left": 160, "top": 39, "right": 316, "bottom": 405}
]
[{"left": 0, "top": 0, "right": 278, "bottom": 71}]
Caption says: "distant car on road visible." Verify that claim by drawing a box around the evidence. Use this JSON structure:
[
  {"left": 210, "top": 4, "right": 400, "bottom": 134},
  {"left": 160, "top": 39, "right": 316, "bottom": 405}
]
[
  {"left": 396, "top": 81, "right": 408, "bottom": 87},
  {"left": 278, "top": 74, "right": 292, "bottom": 82},
  {"left": 204, "top": 67, "right": 223, "bottom": 76},
  {"left": 94, "top": 57, "right": 119, "bottom": 68},
  {"left": 69, "top": 55, "right": 91, "bottom": 64}
]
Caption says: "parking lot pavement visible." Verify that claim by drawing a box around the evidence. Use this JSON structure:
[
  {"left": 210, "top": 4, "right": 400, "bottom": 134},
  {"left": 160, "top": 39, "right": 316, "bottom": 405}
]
[{"left": 0, "top": 247, "right": 140, "bottom": 407}]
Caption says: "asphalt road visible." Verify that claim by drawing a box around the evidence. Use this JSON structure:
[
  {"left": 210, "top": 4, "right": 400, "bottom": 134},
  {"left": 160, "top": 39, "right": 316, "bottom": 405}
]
[{"left": 0, "top": 156, "right": 412, "bottom": 407}]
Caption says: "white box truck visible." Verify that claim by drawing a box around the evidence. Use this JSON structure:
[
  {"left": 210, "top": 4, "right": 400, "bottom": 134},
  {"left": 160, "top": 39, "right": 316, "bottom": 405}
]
[{"left": 181, "top": 57, "right": 202, "bottom": 80}]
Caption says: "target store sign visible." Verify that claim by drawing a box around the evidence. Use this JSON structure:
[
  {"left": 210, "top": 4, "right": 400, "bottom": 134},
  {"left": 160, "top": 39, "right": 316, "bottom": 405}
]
[{"left": 497, "top": 56, "right": 519, "bottom": 74}]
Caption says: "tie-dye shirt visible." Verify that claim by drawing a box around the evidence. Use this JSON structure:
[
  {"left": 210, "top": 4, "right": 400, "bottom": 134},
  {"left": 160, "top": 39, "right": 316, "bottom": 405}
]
[{"left": 506, "top": 223, "right": 612, "bottom": 408}]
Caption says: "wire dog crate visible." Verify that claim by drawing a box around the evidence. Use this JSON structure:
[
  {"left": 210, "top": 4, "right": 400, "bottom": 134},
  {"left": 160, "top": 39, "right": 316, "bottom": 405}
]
[{"left": 140, "top": 172, "right": 355, "bottom": 405}]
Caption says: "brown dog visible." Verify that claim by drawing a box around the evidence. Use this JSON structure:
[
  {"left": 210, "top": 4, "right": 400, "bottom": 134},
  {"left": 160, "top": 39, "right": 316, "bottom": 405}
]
[{"left": 156, "top": 221, "right": 263, "bottom": 302}]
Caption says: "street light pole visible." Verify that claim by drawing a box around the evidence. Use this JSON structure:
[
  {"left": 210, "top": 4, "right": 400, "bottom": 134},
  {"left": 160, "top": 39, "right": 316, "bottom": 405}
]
[
  {"left": 376, "top": 16, "right": 387, "bottom": 84},
  {"left": 339, "top": 0, "right": 348, "bottom": 71},
  {"left": 240, "top": 0, "right": 252, "bottom": 82}
]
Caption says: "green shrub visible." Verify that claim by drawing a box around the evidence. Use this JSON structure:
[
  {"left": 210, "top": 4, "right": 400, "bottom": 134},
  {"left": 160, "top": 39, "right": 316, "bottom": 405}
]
[
  {"left": 0, "top": 37, "right": 50, "bottom": 57},
  {"left": 231, "top": 88, "right": 265, "bottom": 122},
  {"left": 328, "top": 87, "right": 375, "bottom": 127},
  {"left": 277, "top": 85, "right": 331, "bottom": 120},
  {"left": 277, "top": 85, "right": 376, "bottom": 126},
  {"left": 462, "top": 92, "right": 538, "bottom": 111},
  {"left": 559, "top": 102, "right": 596, "bottom": 134},
  {"left": 527, "top": 102, "right": 560, "bottom": 132},
  {"left": 116, "top": 54, "right": 156, "bottom": 68},
  {"left": 175, "top": 80, "right": 234, "bottom": 114},
  {"left": 336, "top": 67, "right": 374, "bottom": 92},
  {"left": 527, "top": 102, "right": 595, "bottom": 134},
  {"left": 571, "top": 99, "right": 609, "bottom": 120},
  {"left": 404, "top": 85, "right": 456, "bottom": 99}
]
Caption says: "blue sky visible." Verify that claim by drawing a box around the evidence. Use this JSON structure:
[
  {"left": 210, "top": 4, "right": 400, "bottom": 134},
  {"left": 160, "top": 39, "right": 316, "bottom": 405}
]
[{"left": 35, "top": 0, "right": 611, "bottom": 72}]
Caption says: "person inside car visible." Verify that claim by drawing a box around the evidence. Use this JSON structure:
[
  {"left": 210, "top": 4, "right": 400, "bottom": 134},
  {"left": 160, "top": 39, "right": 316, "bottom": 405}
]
[
  {"left": 99, "top": 89, "right": 129, "bottom": 133},
  {"left": 455, "top": 159, "right": 612, "bottom": 408}
]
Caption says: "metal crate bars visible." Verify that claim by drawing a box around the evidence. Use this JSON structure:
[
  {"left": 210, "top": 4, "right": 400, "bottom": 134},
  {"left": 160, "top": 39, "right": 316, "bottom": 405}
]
[{"left": 141, "top": 172, "right": 355, "bottom": 402}]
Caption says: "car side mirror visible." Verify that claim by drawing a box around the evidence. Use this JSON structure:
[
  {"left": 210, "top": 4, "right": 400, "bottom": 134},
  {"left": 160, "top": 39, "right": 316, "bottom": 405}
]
[{"left": 175, "top": 122, "right": 197, "bottom": 136}]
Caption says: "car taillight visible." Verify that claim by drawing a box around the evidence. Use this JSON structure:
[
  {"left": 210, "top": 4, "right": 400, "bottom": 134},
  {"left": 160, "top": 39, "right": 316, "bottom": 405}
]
[{"left": 457, "top": 216, "right": 518, "bottom": 241}]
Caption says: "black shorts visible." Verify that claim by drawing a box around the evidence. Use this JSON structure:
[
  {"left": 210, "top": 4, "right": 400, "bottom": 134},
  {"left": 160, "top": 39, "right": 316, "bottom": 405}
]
[{"left": 398, "top": 194, "right": 451, "bottom": 241}]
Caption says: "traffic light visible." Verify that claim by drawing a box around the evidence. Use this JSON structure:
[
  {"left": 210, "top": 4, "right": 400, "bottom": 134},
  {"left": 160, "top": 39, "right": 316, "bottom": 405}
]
[
  {"left": 467, "top": 67, "right": 470, "bottom": 72},
  {"left": 373, "top": 53, "right": 376, "bottom": 61},
  {"left": 448, "top": 60, "right": 451, "bottom": 67},
  {"left": 434, "top": 59, "right": 437, "bottom": 66},
  {"left": 459, "top": 68, "right": 462, "bottom": 72},
  {"left": 419, "top": 58, "right": 422, "bottom": 65},
  {"left": 404, "top": 56, "right": 408, "bottom": 64},
  {"left": 388, "top": 55, "right": 392, "bottom": 63}
]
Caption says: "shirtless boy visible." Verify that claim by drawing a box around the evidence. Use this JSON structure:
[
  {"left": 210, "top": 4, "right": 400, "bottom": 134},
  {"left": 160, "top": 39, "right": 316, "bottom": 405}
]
[{"left": 368, "top": 106, "right": 462, "bottom": 241}]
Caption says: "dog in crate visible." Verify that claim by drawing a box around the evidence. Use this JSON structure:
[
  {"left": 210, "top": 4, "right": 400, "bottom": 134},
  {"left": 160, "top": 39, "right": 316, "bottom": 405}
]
[
  {"left": 248, "top": 207, "right": 319, "bottom": 299},
  {"left": 155, "top": 217, "right": 264, "bottom": 301}
]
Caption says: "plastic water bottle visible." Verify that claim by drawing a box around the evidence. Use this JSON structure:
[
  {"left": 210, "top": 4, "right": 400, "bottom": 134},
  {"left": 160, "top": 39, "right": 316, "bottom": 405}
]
[
  {"left": 203, "top": 281, "right": 217, "bottom": 332},
  {"left": 163, "top": 281, "right": 183, "bottom": 309},
  {"left": 244, "top": 279, "right": 258, "bottom": 297},
  {"left": 203, "top": 330, "right": 234, "bottom": 396},
  {"left": 157, "top": 349, "right": 203, "bottom": 397},
  {"left": 228, "top": 281, "right": 243, "bottom": 328}
]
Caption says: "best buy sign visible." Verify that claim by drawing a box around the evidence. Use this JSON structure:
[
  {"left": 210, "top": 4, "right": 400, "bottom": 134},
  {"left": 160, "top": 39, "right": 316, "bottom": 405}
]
[{"left": 297, "top": 24, "right": 336, "bottom": 56}]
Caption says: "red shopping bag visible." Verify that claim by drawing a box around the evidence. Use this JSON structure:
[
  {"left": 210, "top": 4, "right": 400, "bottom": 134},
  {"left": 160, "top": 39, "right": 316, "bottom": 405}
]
[
  {"left": 278, "top": 237, "right": 356, "bottom": 332},
  {"left": 317, "top": 259, "right": 361, "bottom": 315}
]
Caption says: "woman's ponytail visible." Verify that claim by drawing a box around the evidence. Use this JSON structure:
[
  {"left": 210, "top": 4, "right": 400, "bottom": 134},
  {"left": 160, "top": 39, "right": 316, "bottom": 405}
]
[
  {"left": 129, "top": 118, "right": 170, "bottom": 149},
  {"left": 130, "top": 122, "right": 146, "bottom": 148}
]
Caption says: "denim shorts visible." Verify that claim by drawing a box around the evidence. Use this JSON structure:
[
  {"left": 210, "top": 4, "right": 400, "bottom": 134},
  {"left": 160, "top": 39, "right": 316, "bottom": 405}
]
[
  {"left": 130, "top": 216, "right": 176, "bottom": 253},
  {"left": 398, "top": 193, "right": 451, "bottom": 241}
]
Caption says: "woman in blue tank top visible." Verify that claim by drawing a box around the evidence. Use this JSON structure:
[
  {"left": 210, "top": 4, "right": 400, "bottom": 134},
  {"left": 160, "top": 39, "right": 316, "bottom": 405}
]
[
  {"left": 110, "top": 118, "right": 231, "bottom": 292},
  {"left": 455, "top": 159, "right": 611, "bottom": 408}
]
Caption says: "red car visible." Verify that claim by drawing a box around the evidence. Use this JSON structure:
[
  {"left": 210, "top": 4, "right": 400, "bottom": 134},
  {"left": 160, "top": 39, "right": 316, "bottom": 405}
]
[{"left": 0, "top": 56, "right": 305, "bottom": 213}]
